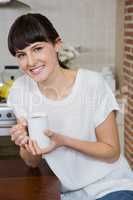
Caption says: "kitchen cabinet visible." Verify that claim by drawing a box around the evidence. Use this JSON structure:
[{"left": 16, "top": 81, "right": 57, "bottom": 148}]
[
  {"left": 0, "top": 136, "right": 19, "bottom": 159},
  {"left": 0, "top": 103, "right": 18, "bottom": 159}
]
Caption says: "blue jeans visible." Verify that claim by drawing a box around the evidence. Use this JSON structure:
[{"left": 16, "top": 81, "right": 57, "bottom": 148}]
[{"left": 97, "top": 190, "right": 133, "bottom": 200}]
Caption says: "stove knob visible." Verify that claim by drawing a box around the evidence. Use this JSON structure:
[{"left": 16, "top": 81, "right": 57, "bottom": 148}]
[{"left": 7, "top": 112, "right": 12, "bottom": 118}]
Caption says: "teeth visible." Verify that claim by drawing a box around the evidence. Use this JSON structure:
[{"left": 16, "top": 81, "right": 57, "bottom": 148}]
[{"left": 30, "top": 66, "right": 43, "bottom": 74}]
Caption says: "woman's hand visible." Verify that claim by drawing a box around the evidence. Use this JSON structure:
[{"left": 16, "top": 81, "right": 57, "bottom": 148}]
[
  {"left": 24, "top": 129, "right": 67, "bottom": 156},
  {"left": 10, "top": 117, "right": 29, "bottom": 146},
  {"left": 10, "top": 118, "right": 42, "bottom": 168},
  {"left": 45, "top": 129, "right": 66, "bottom": 149}
]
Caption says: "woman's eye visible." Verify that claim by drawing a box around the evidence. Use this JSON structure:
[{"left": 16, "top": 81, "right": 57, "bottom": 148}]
[
  {"left": 16, "top": 54, "right": 25, "bottom": 59},
  {"left": 34, "top": 47, "right": 43, "bottom": 52}
]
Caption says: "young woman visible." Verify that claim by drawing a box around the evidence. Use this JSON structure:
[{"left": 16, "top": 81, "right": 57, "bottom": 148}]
[{"left": 7, "top": 13, "right": 133, "bottom": 200}]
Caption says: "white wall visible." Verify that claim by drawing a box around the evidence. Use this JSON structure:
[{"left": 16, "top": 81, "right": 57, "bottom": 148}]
[
  {"left": 0, "top": 0, "right": 117, "bottom": 71},
  {"left": 0, "top": 1, "right": 30, "bottom": 70}
]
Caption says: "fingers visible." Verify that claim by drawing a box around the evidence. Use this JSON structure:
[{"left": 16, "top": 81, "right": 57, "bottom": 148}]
[
  {"left": 20, "top": 129, "right": 57, "bottom": 156},
  {"left": 33, "top": 141, "right": 42, "bottom": 155},
  {"left": 27, "top": 140, "right": 36, "bottom": 155},
  {"left": 24, "top": 140, "right": 42, "bottom": 155},
  {"left": 10, "top": 124, "right": 23, "bottom": 133},
  {"left": 24, "top": 140, "right": 56, "bottom": 156},
  {"left": 11, "top": 129, "right": 26, "bottom": 140},
  {"left": 24, "top": 143, "right": 31, "bottom": 153},
  {"left": 20, "top": 136, "right": 29, "bottom": 145},
  {"left": 11, "top": 130, "right": 20, "bottom": 141},
  {"left": 16, "top": 135, "right": 29, "bottom": 146},
  {"left": 10, "top": 122, "right": 28, "bottom": 147},
  {"left": 13, "top": 134, "right": 29, "bottom": 146}
]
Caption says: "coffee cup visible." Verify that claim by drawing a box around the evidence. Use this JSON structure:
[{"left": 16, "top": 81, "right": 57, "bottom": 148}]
[{"left": 28, "top": 113, "right": 50, "bottom": 148}]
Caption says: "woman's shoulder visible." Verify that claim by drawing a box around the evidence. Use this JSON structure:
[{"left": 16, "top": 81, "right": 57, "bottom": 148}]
[
  {"left": 11, "top": 74, "right": 33, "bottom": 88},
  {"left": 79, "top": 68, "right": 104, "bottom": 86}
]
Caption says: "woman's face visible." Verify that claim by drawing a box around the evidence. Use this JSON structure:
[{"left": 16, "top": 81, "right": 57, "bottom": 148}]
[{"left": 15, "top": 41, "right": 60, "bottom": 83}]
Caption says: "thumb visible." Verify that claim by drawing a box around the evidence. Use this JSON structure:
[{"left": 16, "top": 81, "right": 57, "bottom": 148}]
[
  {"left": 42, "top": 141, "right": 56, "bottom": 154},
  {"left": 17, "top": 117, "right": 27, "bottom": 126},
  {"left": 44, "top": 129, "right": 53, "bottom": 137}
]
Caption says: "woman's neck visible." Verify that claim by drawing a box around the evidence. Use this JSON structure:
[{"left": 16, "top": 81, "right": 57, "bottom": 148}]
[
  {"left": 38, "top": 66, "right": 67, "bottom": 88},
  {"left": 37, "top": 66, "right": 77, "bottom": 100}
]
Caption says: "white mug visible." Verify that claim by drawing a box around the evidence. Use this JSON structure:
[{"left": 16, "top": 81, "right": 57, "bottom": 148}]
[{"left": 28, "top": 114, "right": 50, "bottom": 148}]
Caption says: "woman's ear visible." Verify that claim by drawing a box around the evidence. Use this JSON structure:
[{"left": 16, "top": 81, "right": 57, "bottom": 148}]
[{"left": 54, "top": 37, "right": 62, "bottom": 52}]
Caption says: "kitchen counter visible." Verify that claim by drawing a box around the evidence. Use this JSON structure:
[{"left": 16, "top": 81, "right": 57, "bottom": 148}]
[{"left": 0, "top": 159, "right": 60, "bottom": 200}]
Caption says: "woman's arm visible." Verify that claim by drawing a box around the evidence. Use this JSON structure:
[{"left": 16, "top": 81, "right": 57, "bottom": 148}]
[
  {"left": 22, "top": 111, "right": 120, "bottom": 164},
  {"left": 64, "top": 111, "right": 120, "bottom": 163}
]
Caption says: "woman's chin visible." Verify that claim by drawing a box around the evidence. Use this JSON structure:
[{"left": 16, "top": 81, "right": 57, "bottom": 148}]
[{"left": 29, "top": 72, "right": 48, "bottom": 82}]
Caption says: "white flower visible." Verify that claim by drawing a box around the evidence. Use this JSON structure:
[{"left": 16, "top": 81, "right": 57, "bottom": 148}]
[{"left": 58, "top": 44, "right": 79, "bottom": 64}]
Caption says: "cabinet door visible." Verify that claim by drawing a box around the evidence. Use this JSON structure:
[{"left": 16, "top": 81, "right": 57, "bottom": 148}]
[{"left": 0, "top": 136, "right": 19, "bottom": 159}]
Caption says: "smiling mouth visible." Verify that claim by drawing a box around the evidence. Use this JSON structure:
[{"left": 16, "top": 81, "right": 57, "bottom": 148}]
[{"left": 30, "top": 66, "right": 44, "bottom": 75}]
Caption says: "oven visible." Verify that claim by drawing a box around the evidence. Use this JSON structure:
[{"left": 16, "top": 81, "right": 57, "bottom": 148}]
[{"left": 0, "top": 103, "right": 16, "bottom": 136}]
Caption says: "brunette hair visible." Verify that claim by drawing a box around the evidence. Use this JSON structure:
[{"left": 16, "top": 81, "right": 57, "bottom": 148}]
[{"left": 8, "top": 13, "right": 68, "bottom": 69}]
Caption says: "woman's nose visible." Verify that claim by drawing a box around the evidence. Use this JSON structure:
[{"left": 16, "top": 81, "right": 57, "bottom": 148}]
[{"left": 27, "top": 53, "right": 36, "bottom": 67}]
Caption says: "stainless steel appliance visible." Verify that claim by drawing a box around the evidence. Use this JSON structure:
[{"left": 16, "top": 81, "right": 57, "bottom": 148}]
[
  {"left": 1, "top": 65, "right": 23, "bottom": 83},
  {"left": 0, "top": 103, "right": 16, "bottom": 136}
]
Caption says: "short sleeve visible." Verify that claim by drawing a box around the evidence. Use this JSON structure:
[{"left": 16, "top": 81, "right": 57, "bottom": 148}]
[
  {"left": 7, "top": 80, "right": 28, "bottom": 120},
  {"left": 94, "top": 76, "right": 119, "bottom": 128}
]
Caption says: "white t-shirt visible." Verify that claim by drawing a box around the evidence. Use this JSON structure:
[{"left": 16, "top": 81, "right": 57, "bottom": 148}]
[{"left": 7, "top": 68, "right": 133, "bottom": 199}]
